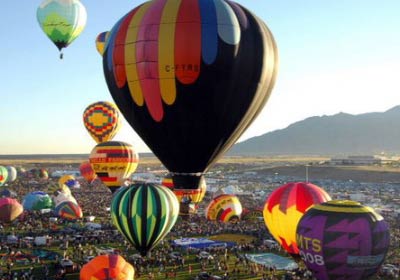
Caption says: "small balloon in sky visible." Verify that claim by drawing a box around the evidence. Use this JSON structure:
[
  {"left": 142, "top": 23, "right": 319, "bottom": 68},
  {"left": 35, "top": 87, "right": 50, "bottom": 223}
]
[
  {"left": 95, "top": 31, "right": 109, "bottom": 56},
  {"left": 36, "top": 0, "right": 87, "bottom": 59}
]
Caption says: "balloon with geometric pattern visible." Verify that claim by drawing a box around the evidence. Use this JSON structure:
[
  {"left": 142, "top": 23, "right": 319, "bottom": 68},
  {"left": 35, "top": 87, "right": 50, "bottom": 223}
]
[
  {"left": 263, "top": 182, "right": 331, "bottom": 256},
  {"left": 95, "top": 31, "right": 109, "bottom": 56},
  {"left": 58, "top": 174, "right": 80, "bottom": 189},
  {"left": 83, "top": 101, "right": 122, "bottom": 144},
  {"left": 89, "top": 141, "right": 139, "bottom": 193},
  {"left": 296, "top": 200, "right": 390, "bottom": 280},
  {"left": 80, "top": 254, "right": 134, "bottom": 280},
  {"left": 111, "top": 182, "right": 179, "bottom": 256},
  {"left": 37, "top": 0, "right": 87, "bottom": 59},
  {"left": 103, "top": 0, "right": 279, "bottom": 207}
]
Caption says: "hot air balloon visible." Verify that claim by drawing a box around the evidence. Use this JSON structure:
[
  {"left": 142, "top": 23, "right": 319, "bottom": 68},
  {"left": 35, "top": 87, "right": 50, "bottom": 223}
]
[
  {"left": 111, "top": 182, "right": 179, "bottom": 256},
  {"left": 79, "top": 161, "right": 97, "bottom": 184},
  {"left": 0, "top": 198, "right": 23, "bottom": 223},
  {"left": 206, "top": 194, "right": 242, "bottom": 223},
  {"left": 95, "top": 31, "right": 109, "bottom": 56},
  {"left": 22, "top": 191, "right": 53, "bottom": 211},
  {"left": 103, "top": 0, "right": 278, "bottom": 213},
  {"left": 49, "top": 183, "right": 72, "bottom": 197},
  {"left": 5, "top": 166, "right": 17, "bottom": 183},
  {"left": 0, "top": 166, "right": 8, "bottom": 187},
  {"left": 52, "top": 190, "right": 77, "bottom": 206},
  {"left": 83, "top": 101, "right": 122, "bottom": 144},
  {"left": 162, "top": 174, "right": 206, "bottom": 214},
  {"left": 296, "top": 200, "right": 390, "bottom": 280},
  {"left": 89, "top": 141, "right": 139, "bottom": 193},
  {"left": 263, "top": 182, "right": 331, "bottom": 256},
  {"left": 55, "top": 200, "right": 83, "bottom": 220},
  {"left": 58, "top": 174, "right": 80, "bottom": 189},
  {"left": 37, "top": 0, "right": 87, "bottom": 59},
  {"left": 80, "top": 254, "right": 134, "bottom": 280}
]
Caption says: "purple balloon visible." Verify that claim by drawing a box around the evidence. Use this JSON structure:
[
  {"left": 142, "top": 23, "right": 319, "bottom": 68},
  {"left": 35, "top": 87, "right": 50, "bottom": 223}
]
[{"left": 296, "top": 200, "right": 390, "bottom": 280}]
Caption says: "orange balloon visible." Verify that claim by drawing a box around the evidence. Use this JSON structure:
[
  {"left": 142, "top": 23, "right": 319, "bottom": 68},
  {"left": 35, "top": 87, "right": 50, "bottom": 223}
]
[{"left": 80, "top": 254, "right": 134, "bottom": 280}]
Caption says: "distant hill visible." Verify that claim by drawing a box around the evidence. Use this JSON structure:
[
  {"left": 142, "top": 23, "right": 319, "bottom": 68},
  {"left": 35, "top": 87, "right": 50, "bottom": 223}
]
[{"left": 230, "top": 105, "right": 400, "bottom": 156}]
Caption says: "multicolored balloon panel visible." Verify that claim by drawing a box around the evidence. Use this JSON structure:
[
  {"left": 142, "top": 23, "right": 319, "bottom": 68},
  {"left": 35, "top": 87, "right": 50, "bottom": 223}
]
[
  {"left": 111, "top": 182, "right": 179, "bottom": 256},
  {"left": 206, "top": 194, "right": 242, "bottom": 223},
  {"left": 37, "top": 0, "right": 87, "bottom": 53},
  {"left": 55, "top": 200, "right": 83, "bottom": 220},
  {"left": 0, "top": 197, "right": 23, "bottom": 223},
  {"left": 79, "top": 161, "right": 97, "bottom": 184},
  {"left": 103, "top": 0, "right": 278, "bottom": 193},
  {"left": 162, "top": 175, "right": 206, "bottom": 204},
  {"left": 0, "top": 166, "right": 8, "bottom": 187},
  {"left": 296, "top": 200, "right": 390, "bottom": 280},
  {"left": 83, "top": 101, "right": 122, "bottom": 144},
  {"left": 89, "top": 141, "right": 139, "bottom": 193},
  {"left": 263, "top": 182, "right": 331, "bottom": 255},
  {"left": 58, "top": 174, "right": 80, "bottom": 189},
  {"left": 95, "top": 31, "right": 109, "bottom": 56},
  {"left": 80, "top": 254, "right": 134, "bottom": 280}
]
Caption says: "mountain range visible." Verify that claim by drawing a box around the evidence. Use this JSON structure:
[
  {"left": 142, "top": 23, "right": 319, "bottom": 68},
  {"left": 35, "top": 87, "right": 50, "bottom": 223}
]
[{"left": 229, "top": 105, "right": 400, "bottom": 156}]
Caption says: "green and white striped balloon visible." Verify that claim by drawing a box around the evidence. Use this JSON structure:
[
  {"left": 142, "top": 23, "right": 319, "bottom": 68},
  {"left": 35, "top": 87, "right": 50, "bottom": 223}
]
[{"left": 111, "top": 182, "right": 179, "bottom": 256}]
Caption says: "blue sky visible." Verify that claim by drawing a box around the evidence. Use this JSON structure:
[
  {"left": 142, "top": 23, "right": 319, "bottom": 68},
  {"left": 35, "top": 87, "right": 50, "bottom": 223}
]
[{"left": 1, "top": 0, "right": 400, "bottom": 154}]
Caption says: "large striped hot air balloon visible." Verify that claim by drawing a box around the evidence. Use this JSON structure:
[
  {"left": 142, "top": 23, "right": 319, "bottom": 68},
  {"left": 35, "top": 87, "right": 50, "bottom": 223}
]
[
  {"left": 103, "top": 0, "right": 278, "bottom": 211},
  {"left": 89, "top": 141, "right": 139, "bottom": 193},
  {"left": 80, "top": 254, "right": 134, "bottom": 280},
  {"left": 206, "top": 194, "right": 242, "bottom": 223},
  {"left": 0, "top": 197, "right": 23, "bottom": 223},
  {"left": 296, "top": 200, "right": 390, "bottom": 280},
  {"left": 83, "top": 101, "right": 121, "bottom": 144},
  {"left": 111, "top": 182, "right": 179, "bottom": 256},
  {"left": 263, "top": 182, "right": 331, "bottom": 256}
]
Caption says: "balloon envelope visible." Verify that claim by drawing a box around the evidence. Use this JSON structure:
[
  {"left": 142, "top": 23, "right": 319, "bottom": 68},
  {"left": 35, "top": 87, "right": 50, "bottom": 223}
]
[
  {"left": 103, "top": 0, "right": 278, "bottom": 195},
  {"left": 0, "top": 189, "right": 17, "bottom": 198},
  {"left": 79, "top": 161, "right": 97, "bottom": 184},
  {"left": 0, "top": 166, "right": 8, "bottom": 187},
  {"left": 95, "top": 31, "right": 109, "bottom": 56},
  {"left": 80, "top": 254, "right": 134, "bottom": 280},
  {"left": 296, "top": 200, "right": 390, "bottom": 280},
  {"left": 0, "top": 197, "right": 23, "bottom": 223},
  {"left": 55, "top": 200, "right": 82, "bottom": 220},
  {"left": 111, "top": 183, "right": 179, "bottom": 256},
  {"left": 58, "top": 174, "right": 80, "bottom": 189},
  {"left": 89, "top": 141, "right": 139, "bottom": 193},
  {"left": 37, "top": 0, "right": 87, "bottom": 55},
  {"left": 23, "top": 191, "right": 53, "bottom": 211},
  {"left": 206, "top": 194, "right": 242, "bottom": 223},
  {"left": 5, "top": 166, "right": 17, "bottom": 183},
  {"left": 263, "top": 182, "right": 331, "bottom": 255},
  {"left": 83, "top": 101, "right": 122, "bottom": 144}
]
